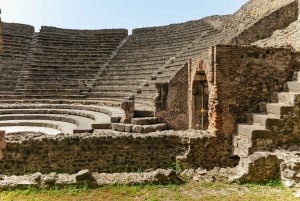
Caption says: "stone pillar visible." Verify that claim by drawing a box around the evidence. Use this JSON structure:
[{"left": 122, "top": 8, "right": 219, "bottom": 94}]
[{"left": 0, "top": 130, "right": 6, "bottom": 160}]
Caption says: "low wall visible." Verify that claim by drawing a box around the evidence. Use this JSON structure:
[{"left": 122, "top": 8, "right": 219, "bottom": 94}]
[{"left": 0, "top": 130, "right": 233, "bottom": 175}]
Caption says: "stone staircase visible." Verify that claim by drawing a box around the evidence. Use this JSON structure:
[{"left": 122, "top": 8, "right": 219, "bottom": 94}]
[
  {"left": 234, "top": 66, "right": 300, "bottom": 158},
  {"left": 231, "top": 54, "right": 300, "bottom": 188},
  {"left": 0, "top": 23, "right": 34, "bottom": 96},
  {"left": 14, "top": 27, "right": 128, "bottom": 99}
]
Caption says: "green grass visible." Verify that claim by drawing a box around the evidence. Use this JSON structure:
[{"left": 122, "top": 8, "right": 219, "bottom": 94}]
[{"left": 0, "top": 180, "right": 297, "bottom": 201}]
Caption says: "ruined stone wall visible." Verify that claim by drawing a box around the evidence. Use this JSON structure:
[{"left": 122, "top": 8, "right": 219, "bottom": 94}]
[
  {"left": 213, "top": 45, "right": 294, "bottom": 136},
  {"left": 0, "top": 130, "right": 233, "bottom": 175},
  {"left": 155, "top": 64, "right": 189, "bottom": 130}
]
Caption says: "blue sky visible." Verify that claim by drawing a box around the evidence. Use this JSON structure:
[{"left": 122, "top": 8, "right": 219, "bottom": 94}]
[{"left": 1, "top": 0, "right": 249, "bottom": 32}]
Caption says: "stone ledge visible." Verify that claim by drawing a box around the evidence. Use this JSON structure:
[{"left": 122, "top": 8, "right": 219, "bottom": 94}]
[{"left": 0, "top": 169, "right": 183, "bottom": 189}]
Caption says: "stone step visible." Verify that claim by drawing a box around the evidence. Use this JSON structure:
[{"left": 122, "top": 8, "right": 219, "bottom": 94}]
[
  {"left": 287, "top": 81, "right": 300, "bottom": 92},
  {"left": 0, "top": 120, "right": 76, "bottom": 134},
  {"left": 233, "top": 135, "right": 252, "bottom": 157},
  {"left": 277, "top": 92, "right": 300, "bottom": 105},
  {"left": 0, "top": 95, "right": 86, "bottom": 99},
  {"left": 234, "top": 124, "right": 274, "bottom": 157},
  {"left": 252, "top": 113, "right": 280, "bottom": 127},
  {"left": 131, "top": 117, "right": 158, "bottom": 125},
  {"left": 252, "top": 113, "right": 285, "bottom": 133},
  {"left": 237, "top": 124, "right": 272, "bottom": 139},
  {"left": 0, "top": 103, "right": 123, "bottom": 121},
  {"left": 111, "top": 123, "right": 166, "bottom": 133},
  {"left": 266, "top": 103, "right": 293, "bottom": 116},
  {"left": 88, "top": 91, "right": 132, "bottom": 99},
  {"left": 0, "top": 114, "right": 96, "bottom": 133}
]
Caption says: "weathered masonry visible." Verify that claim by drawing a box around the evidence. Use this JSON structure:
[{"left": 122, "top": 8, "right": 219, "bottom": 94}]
[{"left": 0, "top": 0, "right": 299, "bottom": 189}]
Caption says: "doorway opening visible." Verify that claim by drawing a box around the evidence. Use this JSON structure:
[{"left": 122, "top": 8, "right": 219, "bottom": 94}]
[{"left": 192, "top": 71, "right": 209, "bottom": 130}]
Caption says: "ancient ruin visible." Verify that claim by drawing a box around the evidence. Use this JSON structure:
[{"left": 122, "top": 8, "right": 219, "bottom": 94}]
[{"left": 0, "top": 0, "right": 300, "bottom": 195}]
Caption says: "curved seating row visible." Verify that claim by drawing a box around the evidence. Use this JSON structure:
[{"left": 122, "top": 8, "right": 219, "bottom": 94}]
[
  {"left": 89, "top": 20, "right": 218, "bottom": 107},
  {"left": 17, "top": 26, "right": 128, "bottom": 98},
  {"left": 0, "top": 23, "right": 34, "bottom": 93},
  {"left": 0, "top": 103, "right": 124, "bottom": 135}
]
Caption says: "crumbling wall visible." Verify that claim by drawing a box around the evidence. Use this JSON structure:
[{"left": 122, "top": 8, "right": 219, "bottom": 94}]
[
  {"left": 0, "top": 130, "right": 233, "bottom": 175},
  {"left": 155, "top": 64, "right": 189, "bottom": 130},
  {"left": 212, "top": 45, "right": 294, "bottom": 136}
]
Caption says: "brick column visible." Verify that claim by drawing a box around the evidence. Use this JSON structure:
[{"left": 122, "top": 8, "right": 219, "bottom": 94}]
[{"left": 0, "top": 130, "right": 6, "bottom": 160}]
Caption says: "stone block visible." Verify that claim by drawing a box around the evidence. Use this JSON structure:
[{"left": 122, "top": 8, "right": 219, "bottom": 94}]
[
  {"left": 131, "top": 117, "right": 158, "bottom": 125},
  {"left": 132, "top": 125, "right": 144, "bottom": 133},
  {"left": 43, "top": 172, "right": 57, "bottom": 185},
  {"left": 111, "top": 123, "right": 118, "bottom": 131},
  {"left": 111, "top": 116, "right": 120, "bottom": 123},
  {"left": 124, "top": 124, "right": 132, "bottom": 132},
  {"left": 92, "top": 123, "right": 111, "bottom": 129},
  {"left": 75, "top": 169, "right": 94, "bottom": 182},
  {"left": 116, "top": 123, "right": 125, "bottom": 132},
  {"left": 143, "top": 125, "right": 155, "bottom": 133},
  {"left": 154, "top": 123, "right": 167, "bottom": 131}
]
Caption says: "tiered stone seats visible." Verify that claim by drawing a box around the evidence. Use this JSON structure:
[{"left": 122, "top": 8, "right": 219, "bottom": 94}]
[
  {"left": 136, "top": 29, "right": 221, "bottom": 105},
  {"left": 0, "top": 103, "right": 124, "bottom": 134},
  {"left": 0, "top": 23, "right": 34, "bottom": 94},
  {"left": 252, "top": 20, "right": 299, "bottom": 49},
  {"left": 89, "top": 20, "right": 218, "bottom": 107},
  {"left": 17, "top": 27, "right": 127, "bottom": 99}
]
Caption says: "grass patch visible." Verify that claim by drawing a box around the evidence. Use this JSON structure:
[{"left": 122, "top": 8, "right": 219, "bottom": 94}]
[{"left": 0, "top": 180, "right": 297, "bottom": 201}]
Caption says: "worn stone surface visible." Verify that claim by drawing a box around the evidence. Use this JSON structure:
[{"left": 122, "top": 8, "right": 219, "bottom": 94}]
[
  {"left": 0, "top": 169, "right": 183, "bottom": 189},
  {"left": 0, "top": 130, "right": 233, "bottom": 175},
  {"left": 230, "top": 152, "right": 281, "bottom": 183},
  {"left": 231, "top": 148, "right": 300, "bottom": 193}
]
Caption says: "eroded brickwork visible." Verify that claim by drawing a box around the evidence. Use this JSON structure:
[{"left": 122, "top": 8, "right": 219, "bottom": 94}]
[
  {"left": 0, "top": 130, "right": 233, "bottom": 175},
  {"left": 155, "top": 64, "right": 189, "bottom": 130},
  {"left": 212, "top": 45, "right": 294, "bottom": 136}
]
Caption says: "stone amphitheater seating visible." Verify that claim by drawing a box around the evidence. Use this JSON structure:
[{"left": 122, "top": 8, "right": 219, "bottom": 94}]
[
  {"left": 15, "top": 27, "right": 127, "bottom": 99},
  {"left": 0, "top": 0, "right": 297, "bottom": 136},
  {"left": 0, "top": 103, "right": 124, "bottom": 134},
  {"left": 136, "top": 28, "right": 221, "bottom": 105},
  {"left": 0, "top": 23, "right": 34, "bottom": 94},
  {"left": 89, "top": 20, "right": 220, "bottom": 107}
]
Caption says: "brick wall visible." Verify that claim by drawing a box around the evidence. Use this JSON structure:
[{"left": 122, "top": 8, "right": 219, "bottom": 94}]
[
  {"left": 211, "top": 45, "right": 294, "bottom": 136},
  {"left": 156, "top": 64, "right": 189, "bottom": 130},
  {"left": 0, "top": 130, "right": 233, "bottom": 175}
]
